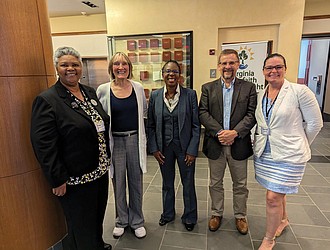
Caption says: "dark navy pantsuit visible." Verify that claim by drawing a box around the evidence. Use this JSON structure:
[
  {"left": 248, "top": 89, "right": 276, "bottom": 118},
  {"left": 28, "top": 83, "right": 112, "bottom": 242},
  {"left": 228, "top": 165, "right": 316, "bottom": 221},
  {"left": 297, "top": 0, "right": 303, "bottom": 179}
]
[{"left": 160, "top": 142, "right": 197, "bottom": 224}]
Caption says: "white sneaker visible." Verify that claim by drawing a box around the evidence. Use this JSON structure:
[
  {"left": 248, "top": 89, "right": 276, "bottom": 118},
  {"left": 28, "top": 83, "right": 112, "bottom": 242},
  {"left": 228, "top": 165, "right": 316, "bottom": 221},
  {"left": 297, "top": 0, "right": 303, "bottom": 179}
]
[
  {"left": 134, "top": 226, "right": 146, "bottom": 238},
  {"left": 113, "top": 227, "right": 124, "bottom": 238}
]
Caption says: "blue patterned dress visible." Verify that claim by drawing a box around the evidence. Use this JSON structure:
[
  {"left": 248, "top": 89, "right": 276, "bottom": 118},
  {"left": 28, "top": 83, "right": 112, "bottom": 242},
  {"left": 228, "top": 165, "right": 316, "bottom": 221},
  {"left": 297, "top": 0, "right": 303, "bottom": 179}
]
[{"left": 254, "top": 96, "right": 306, "bottom": 194}]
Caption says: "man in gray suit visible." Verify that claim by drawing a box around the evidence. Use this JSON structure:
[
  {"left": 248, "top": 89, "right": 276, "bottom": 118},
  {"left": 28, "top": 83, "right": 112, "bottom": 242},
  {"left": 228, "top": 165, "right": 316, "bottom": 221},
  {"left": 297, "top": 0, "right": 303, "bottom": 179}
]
[{"left": 199, "top": 49, "right": 257, "bottom": 234}]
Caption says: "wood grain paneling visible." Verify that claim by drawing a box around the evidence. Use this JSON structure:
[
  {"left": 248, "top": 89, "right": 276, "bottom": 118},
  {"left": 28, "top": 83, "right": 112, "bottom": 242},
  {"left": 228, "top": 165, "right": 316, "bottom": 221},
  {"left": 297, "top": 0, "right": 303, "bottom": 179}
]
[
  {"left": 47, "top": 75, "right": 57, "bottom": 88},
  {"left": 52, "top": 30, "right": 107, "bottom": 36},
  {"left": 304, "top": 15, "right": 330, "bottom": 20},
  {"left": 0, "top": 77, "right": 48, "bottom": 177},
  {"left": 0, "top": 170, "right": 66, "bottom": 249},
  {"left": 0, "top": 0, "right": 66, "bottom": 248},
  {"left": 36, "top": 0, "right": 56, "bottom": 77},
  {"left": 0, "top": 0, "right": 47, "bottom": 76}
]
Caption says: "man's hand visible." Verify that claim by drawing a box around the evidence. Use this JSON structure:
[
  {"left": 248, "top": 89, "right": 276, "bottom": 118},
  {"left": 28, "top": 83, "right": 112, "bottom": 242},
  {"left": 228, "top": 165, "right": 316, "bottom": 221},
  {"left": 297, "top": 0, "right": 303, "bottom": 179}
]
[{"left": 218, "top": 130, "right": 238, "bottom": 145}]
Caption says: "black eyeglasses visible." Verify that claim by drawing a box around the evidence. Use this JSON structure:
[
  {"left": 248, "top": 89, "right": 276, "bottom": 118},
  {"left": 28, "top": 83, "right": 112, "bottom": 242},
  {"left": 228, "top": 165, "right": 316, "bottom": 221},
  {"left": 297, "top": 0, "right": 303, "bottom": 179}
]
[
  {"left": 218, "top": 61, "right": 239, "bottom": 67},
  {"left": 263, "top": 65, "right": 285, "bottom": 72},
  {"left": 164, "top": 69, "right": 180, "bottom": 74}
]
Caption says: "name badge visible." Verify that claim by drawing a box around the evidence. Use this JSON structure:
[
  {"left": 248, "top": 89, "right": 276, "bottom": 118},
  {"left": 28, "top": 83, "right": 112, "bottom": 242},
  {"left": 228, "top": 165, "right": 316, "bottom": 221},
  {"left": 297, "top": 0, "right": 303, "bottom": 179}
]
[
  {"left": 261, "top": 127, "right": 270, "bottom": 135},
  {"left": 94, "top": 120, "right": 105, "bottom": 132}
]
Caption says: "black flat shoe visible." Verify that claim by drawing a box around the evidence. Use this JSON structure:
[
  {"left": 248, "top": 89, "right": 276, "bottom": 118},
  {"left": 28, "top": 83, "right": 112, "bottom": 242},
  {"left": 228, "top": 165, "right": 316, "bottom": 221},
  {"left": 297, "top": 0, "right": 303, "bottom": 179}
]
[
  {"left": 104, "top": 243, "right": 112, "bottom": 250},
  {"left": 159, "top": 217, "right": 173, "bottom": 226},
  {"left": 184, "top": 223, "right": 195, "bottom": 231}
]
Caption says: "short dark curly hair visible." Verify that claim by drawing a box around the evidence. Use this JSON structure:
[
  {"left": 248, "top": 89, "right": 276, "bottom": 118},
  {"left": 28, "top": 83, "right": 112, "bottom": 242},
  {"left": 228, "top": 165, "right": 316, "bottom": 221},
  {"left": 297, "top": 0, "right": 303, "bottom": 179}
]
[{"left": 161, "top": 60, "right": 181, "bottom": 75}]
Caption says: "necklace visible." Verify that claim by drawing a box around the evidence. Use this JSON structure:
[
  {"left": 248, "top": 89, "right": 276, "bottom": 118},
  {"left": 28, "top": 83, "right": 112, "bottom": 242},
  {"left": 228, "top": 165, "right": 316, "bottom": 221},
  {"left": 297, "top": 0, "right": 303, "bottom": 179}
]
[{"left": 165, "top": 91, "right": 176, "bottom": 99}]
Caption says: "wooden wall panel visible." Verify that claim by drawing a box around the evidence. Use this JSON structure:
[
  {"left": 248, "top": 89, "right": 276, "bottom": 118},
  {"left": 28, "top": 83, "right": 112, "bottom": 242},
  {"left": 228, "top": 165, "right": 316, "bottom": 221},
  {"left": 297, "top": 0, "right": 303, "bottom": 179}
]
[
  {"left": 0, "top": 0, "right": 66, "bottom": 249},
  {"left": 0, "top": 170, "right": 66, "bottom": 249},
  {"left": 0, "top": 0, "right": 50, "bottom": 76},
  {"left": 47, "top": 75, "right": 57, "bottom": 88},
  {"left": 0, "top": 77, "right": 48, "bottom": 177},
  {"left": 36, "top": 0, "right": 57, "bottom": 77}
]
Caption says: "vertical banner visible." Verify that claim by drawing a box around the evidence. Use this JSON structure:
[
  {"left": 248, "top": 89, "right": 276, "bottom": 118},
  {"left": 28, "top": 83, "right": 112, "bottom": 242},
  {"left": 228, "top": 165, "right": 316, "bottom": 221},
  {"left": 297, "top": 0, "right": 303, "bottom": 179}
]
[{"left": 222, "top": 41, "right": 269, "bottom": 91}]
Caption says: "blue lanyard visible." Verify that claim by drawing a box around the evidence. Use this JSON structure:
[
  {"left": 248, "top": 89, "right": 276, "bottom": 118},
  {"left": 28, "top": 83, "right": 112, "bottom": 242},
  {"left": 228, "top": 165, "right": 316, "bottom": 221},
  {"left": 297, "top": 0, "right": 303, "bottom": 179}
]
[{"left": 265, "top": 90, "right": 278, "bottom": 120}]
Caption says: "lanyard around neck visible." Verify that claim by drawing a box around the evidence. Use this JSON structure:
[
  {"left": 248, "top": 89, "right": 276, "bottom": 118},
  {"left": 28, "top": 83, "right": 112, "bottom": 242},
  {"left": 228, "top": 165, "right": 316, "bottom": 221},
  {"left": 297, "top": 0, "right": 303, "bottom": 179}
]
[{"left": 265, "top": 89, "right": 279, "bottom": 119}]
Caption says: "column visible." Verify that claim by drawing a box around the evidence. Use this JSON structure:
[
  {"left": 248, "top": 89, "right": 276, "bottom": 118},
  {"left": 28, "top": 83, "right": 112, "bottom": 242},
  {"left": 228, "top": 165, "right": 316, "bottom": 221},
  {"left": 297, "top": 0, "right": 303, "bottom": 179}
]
[{"left": 0, "top": 0, "right": 66, "bottom": 249}]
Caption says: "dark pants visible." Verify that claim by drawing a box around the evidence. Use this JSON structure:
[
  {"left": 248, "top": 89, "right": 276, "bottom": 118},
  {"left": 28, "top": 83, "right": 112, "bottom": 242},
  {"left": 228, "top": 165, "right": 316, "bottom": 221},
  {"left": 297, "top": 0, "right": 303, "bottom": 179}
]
[
  {"left": 160, "top": 142, "right": 197, "bottom": 224},
  {"left": 60, "top": 173, "right": 109, "bottom": 250}
]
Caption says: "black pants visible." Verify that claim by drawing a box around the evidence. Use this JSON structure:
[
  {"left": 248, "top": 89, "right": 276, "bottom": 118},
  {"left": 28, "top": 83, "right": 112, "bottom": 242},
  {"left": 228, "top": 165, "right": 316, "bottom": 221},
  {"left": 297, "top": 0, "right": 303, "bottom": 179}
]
[
  {"left": 60, "top": 173, "right": 109, "bottom": 250},
  {"left": 160, "top": 142, "right": 197, "bottom": 224}
]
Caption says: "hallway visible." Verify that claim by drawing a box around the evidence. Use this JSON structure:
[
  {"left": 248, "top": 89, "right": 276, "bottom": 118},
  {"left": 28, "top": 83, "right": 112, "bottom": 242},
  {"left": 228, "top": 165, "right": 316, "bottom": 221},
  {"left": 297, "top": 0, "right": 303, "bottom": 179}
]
[{"left": 103, "top": 123, "right": 330, "bottom": 250}]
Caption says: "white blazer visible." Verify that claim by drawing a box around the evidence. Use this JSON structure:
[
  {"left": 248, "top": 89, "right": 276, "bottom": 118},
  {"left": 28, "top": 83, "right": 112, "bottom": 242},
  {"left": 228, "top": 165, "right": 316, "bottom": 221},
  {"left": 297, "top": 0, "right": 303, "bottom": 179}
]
[
  {"left": 96, "top": 80, "right": 148, "bottom": 177},
  {"left": 254, "top": 79, "right": 323, "bottom": 164}
]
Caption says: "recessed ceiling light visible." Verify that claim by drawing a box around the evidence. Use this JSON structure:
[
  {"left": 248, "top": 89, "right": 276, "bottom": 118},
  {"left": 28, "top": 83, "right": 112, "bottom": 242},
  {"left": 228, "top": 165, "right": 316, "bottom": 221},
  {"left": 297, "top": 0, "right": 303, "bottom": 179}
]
[{"left": 81, "top": 1, "right": 99, "bottom": 8}]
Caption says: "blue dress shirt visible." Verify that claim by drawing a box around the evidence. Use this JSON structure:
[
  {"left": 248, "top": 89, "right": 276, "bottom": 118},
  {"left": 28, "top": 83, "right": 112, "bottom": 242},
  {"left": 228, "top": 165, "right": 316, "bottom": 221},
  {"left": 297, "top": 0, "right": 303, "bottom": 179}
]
[{"left": 222, "top": 78, "right": 235, "bottom": 130}]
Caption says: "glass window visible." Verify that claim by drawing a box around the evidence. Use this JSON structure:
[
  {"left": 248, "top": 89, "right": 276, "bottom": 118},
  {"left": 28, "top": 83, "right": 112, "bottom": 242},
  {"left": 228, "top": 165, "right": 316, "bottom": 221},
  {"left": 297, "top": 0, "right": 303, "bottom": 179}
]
[{"left": 107, "top": 31, "right": 193, "bottom": 93}]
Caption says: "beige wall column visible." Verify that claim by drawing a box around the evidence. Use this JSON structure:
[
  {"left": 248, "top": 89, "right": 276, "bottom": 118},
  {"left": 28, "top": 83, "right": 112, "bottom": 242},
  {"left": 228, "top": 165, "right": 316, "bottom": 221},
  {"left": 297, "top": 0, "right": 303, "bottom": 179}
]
[{"left": 0, "top": 0, "right": 66, "bottom": 249}]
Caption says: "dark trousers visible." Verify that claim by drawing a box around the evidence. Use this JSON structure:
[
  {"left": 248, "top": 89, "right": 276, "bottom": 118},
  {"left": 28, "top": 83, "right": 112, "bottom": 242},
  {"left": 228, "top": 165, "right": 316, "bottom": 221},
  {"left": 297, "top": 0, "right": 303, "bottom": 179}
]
[
  {"left": 160, "top": 142, "right": 197, "bottom": 224},
  {"left": 60, "top": 173, "right": 109, "bottom": 250}
]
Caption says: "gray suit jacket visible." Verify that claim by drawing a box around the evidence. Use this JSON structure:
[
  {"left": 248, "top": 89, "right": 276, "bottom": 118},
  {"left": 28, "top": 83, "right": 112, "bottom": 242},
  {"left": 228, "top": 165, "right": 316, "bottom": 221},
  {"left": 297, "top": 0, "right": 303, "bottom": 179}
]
[
  {"left": 147, "top": 86, "right": 201, "bottom": 157},
  {"left": 199, "top": 78, "right": 257, "bottom": 160}
]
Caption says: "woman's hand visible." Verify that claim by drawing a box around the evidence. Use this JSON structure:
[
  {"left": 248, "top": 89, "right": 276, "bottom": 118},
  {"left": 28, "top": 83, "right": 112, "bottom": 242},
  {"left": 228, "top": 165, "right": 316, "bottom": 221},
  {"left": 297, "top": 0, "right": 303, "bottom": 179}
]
[
  {"left": 153, "top": 151, "right": 165, "bottom": 165},
  {"left": 52, "top": 183, "right": 67, "bottom": 196},
  {"left": 185, "top": 154, "right": 196, "bottom": 166}
]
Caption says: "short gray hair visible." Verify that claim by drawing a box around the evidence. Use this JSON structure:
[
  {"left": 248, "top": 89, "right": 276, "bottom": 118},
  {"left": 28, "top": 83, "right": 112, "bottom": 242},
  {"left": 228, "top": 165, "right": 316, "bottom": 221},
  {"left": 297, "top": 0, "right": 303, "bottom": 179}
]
[{"left": 53, "top": 46, "right": 82, "bottom": 67}]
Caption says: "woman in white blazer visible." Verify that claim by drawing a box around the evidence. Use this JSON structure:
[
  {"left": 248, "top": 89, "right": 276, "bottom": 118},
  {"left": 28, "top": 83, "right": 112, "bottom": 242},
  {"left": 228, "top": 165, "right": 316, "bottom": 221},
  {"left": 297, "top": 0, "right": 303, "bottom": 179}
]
[
  {"left": 254, "top": 53, "right": 323, "bottom": 250},
  {"left": 97, "top": 52, "right": 147, "bottom": 239}
]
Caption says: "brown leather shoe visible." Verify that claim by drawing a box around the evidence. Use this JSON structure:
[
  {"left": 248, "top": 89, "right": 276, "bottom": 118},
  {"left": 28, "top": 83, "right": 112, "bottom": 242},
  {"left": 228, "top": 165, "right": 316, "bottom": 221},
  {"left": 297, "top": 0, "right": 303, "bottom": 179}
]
[
  {"left": 209, "top": 215, "right": 222, "bottom": 232},
  {"left": 236, "top": 218, "right": 248, "bottom": 235}
]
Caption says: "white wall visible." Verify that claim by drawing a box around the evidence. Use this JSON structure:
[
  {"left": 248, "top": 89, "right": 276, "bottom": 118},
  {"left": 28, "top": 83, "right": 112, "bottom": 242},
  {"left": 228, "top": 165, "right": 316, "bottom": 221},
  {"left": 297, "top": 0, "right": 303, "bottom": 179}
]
[
  {"left": 308, "top": 39, "right": 329, "bottom": 108},
  {"left": 52, "top": 34, "right": 108, "bottom": 57},
  {"left": 50, "top": 14, "right": 107, "bottom": 33}
]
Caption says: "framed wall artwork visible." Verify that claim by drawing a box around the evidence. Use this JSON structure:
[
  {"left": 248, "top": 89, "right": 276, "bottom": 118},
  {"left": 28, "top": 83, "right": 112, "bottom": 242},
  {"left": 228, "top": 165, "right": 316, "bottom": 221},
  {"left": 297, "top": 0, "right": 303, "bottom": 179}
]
[{"left": 108, "top": 31, "right": 193, "bottom": 92}]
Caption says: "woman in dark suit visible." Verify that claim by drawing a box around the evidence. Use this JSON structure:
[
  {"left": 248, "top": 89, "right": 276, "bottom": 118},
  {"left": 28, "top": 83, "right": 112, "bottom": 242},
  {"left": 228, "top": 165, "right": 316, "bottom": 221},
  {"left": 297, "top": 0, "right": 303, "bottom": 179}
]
[
  {"left": 30, "top": 47, "right": 112, "bottom": 250},
  {"left": 147, "top": 60, "right": 200, "bottom": 231}
]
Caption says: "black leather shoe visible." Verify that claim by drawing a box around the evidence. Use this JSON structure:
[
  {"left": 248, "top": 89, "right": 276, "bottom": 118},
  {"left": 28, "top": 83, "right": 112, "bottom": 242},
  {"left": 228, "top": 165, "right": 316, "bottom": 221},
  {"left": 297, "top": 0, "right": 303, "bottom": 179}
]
[
  {"left": 104, "top": 243, "right": 112, "bottom": 249},
  {"left": 159, "top": 217, "right": 173, "bottom": 226},
  {"left": 184, "top": 223, "right": 195, "bottom": 231}
]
